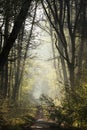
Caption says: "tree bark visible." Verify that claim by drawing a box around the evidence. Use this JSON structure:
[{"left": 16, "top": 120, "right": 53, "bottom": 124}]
[{"left": 68, "top": 63, "right": 74, "bottom": 89}]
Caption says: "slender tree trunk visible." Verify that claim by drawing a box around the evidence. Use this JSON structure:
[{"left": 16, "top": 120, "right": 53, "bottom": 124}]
[
  {"left": 3, "top": 2, "right": 9, "bottom": 97},
  {"left": 0, "top": 0, "right": 32, "bottom": 68},
  {"left": 68, "top": 63, "right": 75, "bottom": 89},
  {"left": 12, "top": 37, "right": 22, "bottom": 102},
  {"left": 77, "top": 0, "right": 87, "bottom": 82}
]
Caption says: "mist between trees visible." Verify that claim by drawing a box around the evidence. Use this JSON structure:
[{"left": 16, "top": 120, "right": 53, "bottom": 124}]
[{"left": 0, "top": 0, "right": 87, "bottom": 129}]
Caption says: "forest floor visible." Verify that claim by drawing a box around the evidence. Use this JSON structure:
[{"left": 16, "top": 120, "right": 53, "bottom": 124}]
[
  {"left": 30, "top": 118, "right": 84, "bottom": 130},
  {"left": 0, "top": 106, "right": 87, "bottom": 130},
  {"left": 30, "top": 118, "right": 58, "bottom": 130},
  {"left": 30, "top": 107, "right": 84, "bottom": 130}
]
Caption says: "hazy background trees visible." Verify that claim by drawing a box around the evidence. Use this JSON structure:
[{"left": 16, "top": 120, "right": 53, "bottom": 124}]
[
  {"left": 0, "top": 0, "right": 87, "bottom": 128},
  {"left": 41, "top": 0, "right": 87, "bottom": 126}
]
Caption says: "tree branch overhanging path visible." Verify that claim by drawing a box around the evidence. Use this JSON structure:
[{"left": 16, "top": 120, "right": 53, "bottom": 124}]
[
  {"left": 0, "top": 0, "right": 87, "bottom": 128},
  {"left": 0, "top": 0, "right": 32, "bottom": 68}
]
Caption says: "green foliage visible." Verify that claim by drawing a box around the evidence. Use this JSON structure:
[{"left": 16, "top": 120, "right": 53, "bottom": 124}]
[
  {"left": 40, "top": 92, "right": 87, "bottom": 128},
  {"left": 61, "top": 83, "right": 87, "bottom": 127},
  {"left": 0, "top": 112, "right": 35, "bottom": 130}
]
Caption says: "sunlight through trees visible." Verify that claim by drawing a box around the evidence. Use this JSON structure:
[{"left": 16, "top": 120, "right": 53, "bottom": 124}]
[{"left": 0, "top": 0, "right": 87, "bottom": 129}]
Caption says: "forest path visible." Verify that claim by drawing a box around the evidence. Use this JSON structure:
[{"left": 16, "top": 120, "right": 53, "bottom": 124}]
[
  {"left": 30, "top": 118, "right": 58, "bottom": 130},
  {"left": 30, "top": 106, "right": 58, "bottom": 130}
]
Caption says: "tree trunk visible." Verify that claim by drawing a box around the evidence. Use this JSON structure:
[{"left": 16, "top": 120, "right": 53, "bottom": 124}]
[
  {"left": 0, "top": 0, "right": 32, "bottom": 68},
  {"left": 68, "top": 63, "right": 75, "bottom": 89},
  {"left": 3, "top": 1, "right": 9, "bottom": 97}
]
